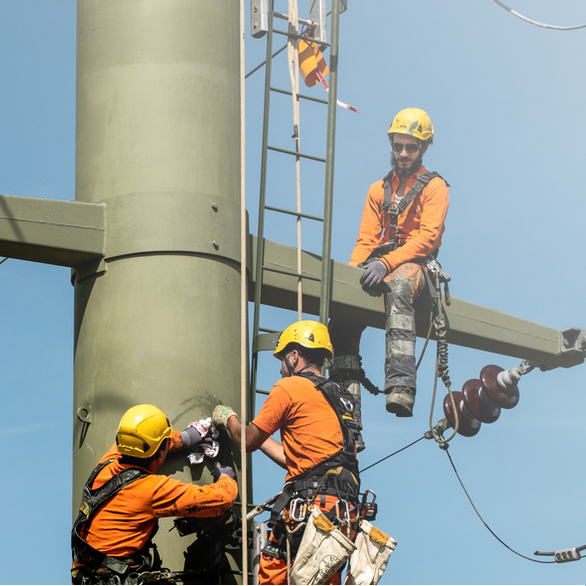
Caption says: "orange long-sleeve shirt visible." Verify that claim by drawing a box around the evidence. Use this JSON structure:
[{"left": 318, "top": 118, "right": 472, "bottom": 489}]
[
  {"left": 349, "top": 166, "right": 449, "bottom": 273},
  {"left": 76, "top": 431, "right": 238, "bottom": 560}
]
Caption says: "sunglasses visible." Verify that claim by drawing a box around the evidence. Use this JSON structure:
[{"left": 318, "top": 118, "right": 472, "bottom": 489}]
[{"left": 391, "top": 142, "right": 420, "bottom": 154}]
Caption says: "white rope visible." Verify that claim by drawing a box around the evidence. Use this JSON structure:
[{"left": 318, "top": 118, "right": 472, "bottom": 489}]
[
  {"left": 239, "top": 0, "right": 248, "bottom": 583},
  {"left": 492, "top": 0, "right": 586, "bottom": 30},
  {"left": 288, "top": 0, "right": 303, "bottom": 320}
]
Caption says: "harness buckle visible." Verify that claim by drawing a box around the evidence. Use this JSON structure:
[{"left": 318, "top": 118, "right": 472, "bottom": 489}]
[{"left": 290, "top": 498, "right": 309, "bottom": 523}]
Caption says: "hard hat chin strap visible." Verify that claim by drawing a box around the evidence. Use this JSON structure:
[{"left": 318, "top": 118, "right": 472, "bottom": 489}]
[
  {"left": 292, "top": 362, "right": 314, "bottom": 376},
  {"left": 283, "top": 352, "right": 314, "bottom": 377}
]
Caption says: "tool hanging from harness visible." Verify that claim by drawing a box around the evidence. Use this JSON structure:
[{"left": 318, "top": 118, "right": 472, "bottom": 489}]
[
  {"left": 263, "top": 372, "right": 361, "bottom": 562},
  {"left": 71, "top": 459, "right": 152, "bottom": 582}
]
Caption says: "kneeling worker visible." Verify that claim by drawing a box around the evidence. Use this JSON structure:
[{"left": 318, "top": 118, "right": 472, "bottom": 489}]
[
  {"left": 213, "top": 320, "right": 360, "bottom": 585},
  {"left": 71, "top": 404, "right": 238, "bottom": 584}
]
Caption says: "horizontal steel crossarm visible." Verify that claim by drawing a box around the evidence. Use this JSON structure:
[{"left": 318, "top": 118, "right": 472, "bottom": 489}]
[
  {"left": 249, "top": 235, "right": 584, "bottom": 369},
  {"left": 0, "top": 194, "right": 105, "bottom": 268}
]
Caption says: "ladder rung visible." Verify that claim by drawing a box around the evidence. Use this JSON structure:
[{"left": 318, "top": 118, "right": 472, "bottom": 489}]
[
  {"left": 272, "top": 29, "right": 331, "bottom": 48},
  {"left": 262, "top": 265, "right": 321, "bottom": 282},
  {"left": 253, "top": 332, "right": 279, "bottom": 353},
  {"left": 270, "top": 86, "right": 329, "bottom": 105},
  {"left": 268, "top": 145, "right": 326, "bottom": 163},
  {"left": 259, "top": 327, "right": 280, "bottom": 334},
  {"left": 273, "top": 11, "right": 313, "bottom": 27},
  {"left": 265, "top": 205, "right": 323, "bottom": 222}
]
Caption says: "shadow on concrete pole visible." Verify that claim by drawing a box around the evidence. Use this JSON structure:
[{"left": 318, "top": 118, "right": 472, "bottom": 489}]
[{"left": 73, "top": 0, "right": 245, "bottom": 577}]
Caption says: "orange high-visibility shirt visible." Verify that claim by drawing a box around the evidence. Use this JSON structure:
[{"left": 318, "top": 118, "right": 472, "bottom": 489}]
[
  {"left": 252, "top": 376, "right": 344, "bottom": 482},
  {"left": 77, "top": 431, "right": 238, "bottom": 559},
  {"left": 349, "top": 166, "right": 449, "bottom": 273}
]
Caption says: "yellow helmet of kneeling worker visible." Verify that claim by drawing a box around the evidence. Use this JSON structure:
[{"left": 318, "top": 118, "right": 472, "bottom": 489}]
[
  {"left": 274, "top": 320, "right": 333, "bottom": 361},
  {"left": 116, "top": 404, "right": 173, "bottom": 459},
  {"left": 388, "top": 107, "right": 434, "bottom": 144}
]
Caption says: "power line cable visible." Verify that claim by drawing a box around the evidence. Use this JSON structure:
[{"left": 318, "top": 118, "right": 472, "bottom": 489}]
[
  {"left": 445, "top": 447, "right": 555, "bottom": 564},
  {"left": 359, "top": 435, "right": 425, "bottom": 473},
  {"left": 492, "top": 0, "right": 586, "bottom": 31}
]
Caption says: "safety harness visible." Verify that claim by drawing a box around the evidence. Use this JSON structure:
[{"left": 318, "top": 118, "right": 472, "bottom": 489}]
[
  {"left": 71, "top": 459, "right": 151, "bottom": 581},
  {"left": 360, "top": 170, "right": 447, "bottom": 267},
  {"left": 263, "top": 372, "right": 361, "bottom": 560}
]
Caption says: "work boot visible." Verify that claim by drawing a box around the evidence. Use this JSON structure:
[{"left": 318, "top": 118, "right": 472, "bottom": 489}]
[
  {"left": 329, "top": 354, "right": 366, "bottom": 452},
  {"left": 385, "top": 386, "right": 416, "bottom": 417}
]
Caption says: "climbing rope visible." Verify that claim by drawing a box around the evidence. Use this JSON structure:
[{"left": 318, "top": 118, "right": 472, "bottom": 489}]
[
  {"left": 426, "top": 270, "right": 459, "bottom": 445},
  {"left": 287, "top": 0, "right": 303, "bottom": 320}
]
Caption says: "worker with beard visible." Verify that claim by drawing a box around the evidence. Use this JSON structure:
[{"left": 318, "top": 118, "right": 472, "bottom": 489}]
[{"left": 329, "top": 108, "right": 449, "bottom": 428}]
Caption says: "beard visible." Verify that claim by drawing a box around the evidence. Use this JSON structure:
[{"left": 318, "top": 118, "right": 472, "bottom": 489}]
[{"left": 391, "top": 151, "right": 423, "bottom": 178}]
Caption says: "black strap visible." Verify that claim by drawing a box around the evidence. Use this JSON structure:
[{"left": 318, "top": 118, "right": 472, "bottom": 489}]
[
  {"left": 267, "top": 373, "right": 360, "bottom": 527},
  {"left": 72, "top": 459, "right": 149, "bottom": 572},
  {"left": 382, "top": 170, "right": 447, "bottom": 251}
]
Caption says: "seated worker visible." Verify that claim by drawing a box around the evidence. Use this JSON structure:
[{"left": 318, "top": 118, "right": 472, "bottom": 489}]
[
  {"left": 329, "top": 107, "right": 449, "bottom": 424},
  {"left": 71, "top": 404, "right": 238, "bottom": 584},
  {"left": 212, "top": 320, "right": 360, "bottom": 585}
]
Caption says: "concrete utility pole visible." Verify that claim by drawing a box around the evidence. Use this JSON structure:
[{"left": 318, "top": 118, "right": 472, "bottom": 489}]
[{"left": 73, "top": 0, "right": 244, "bottom": 574}]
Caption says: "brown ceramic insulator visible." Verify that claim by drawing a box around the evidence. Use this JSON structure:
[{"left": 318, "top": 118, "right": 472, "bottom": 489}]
[
  {"left": 443, "top": 391, "right": 481, "bottom": 437},
  {"left": 461, "top": 378, "right": 501, "bottom": 423},
  {"left": 480, "top": 364, "right": 519, "bottom": 409}
]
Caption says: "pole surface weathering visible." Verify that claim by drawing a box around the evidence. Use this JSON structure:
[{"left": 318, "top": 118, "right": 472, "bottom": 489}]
[{"left": 73, "top": 0, "right": 243, "bottom": 574}]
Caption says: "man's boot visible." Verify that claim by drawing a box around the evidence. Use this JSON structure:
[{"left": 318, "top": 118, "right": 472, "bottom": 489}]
[
  {"left": 329, "top": 354, "right": 365, "bottom": 452},
  {"left": 385, "top": 386, "right": 416, "bottom": 417}
]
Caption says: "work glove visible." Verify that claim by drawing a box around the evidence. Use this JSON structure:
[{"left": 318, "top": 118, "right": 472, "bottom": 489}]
[
  {"left": 180, "top": 426, "right": 203, "bottom": 451},
  {"left": 360, "top": 260, "right": 388, "bottom": 291},
  {"left": 212, "top": 461, "right": 236, "bottom": 482},
  {"left": 212, "top": 404, "right": 238, "bottom": 427}
]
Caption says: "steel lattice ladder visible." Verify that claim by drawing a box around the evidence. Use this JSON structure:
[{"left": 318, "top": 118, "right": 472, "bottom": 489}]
[{"left": 249, "top": 0, "right": 346, "bottom": 401}]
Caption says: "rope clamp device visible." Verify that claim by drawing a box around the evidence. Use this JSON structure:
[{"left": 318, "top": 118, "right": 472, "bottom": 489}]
[{"left": 359, "top": 490, "right": 378, "bottom": 522}]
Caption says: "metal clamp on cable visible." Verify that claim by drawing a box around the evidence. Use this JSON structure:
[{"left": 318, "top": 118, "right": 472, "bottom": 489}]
[{"left": 534, "top": 544, "right": 586, "bottom": 563}]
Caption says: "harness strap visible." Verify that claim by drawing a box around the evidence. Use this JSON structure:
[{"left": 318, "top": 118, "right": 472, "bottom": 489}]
[
  {"left": 267, "top": 373, "right": 360, "bottom": 528},
  {"left": 72, "top": 459, "right": 150, "bottom": 573},
  {"left": 382, "top": 170, "right": 446, "bottom": 251}
]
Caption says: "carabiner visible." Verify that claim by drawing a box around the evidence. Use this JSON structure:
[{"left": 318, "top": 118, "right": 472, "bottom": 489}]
[{"left": 289, "top": 498, "right": 308, "bottom": 523}]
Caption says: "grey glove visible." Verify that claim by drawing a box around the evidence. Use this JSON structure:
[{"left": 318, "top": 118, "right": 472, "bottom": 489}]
[
  {"left": 180, "top": 426, "right": 202, "bottom": 451},
  {"left": 212, "top": 461, "right": 236, "bottom": 482},
  {"left": 360, "top": 260, "right": 388, "bottom": 290}
]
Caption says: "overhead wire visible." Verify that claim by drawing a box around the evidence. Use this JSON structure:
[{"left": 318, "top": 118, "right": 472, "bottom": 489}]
[
  {"left": 359, "top": 429, "right": 556, "bottom": 564},
  {"left": 444, "top": 447, "right": 555, "bottom": 564},
  {"left": 492, "top": 0, "right": 586, "bottom": 31}
]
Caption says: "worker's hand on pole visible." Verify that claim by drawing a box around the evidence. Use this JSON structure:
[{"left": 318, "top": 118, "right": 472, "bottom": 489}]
[
  {"left": 212, "top": 404, "right": 238, "bottom": 427},
  {"left": 180, "top": 426, "right": 203, "bottom": 450},
  {"left": 360, "top": 260, "right": 388, "bottom": 290},
  {"left": 212, "top": 461, "right": 237, "bottom": 482}
]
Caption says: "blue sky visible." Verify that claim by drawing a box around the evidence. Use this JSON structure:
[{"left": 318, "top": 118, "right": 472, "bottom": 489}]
[{"left": 1, "top": 1, "right": 586, "bottom": 584}]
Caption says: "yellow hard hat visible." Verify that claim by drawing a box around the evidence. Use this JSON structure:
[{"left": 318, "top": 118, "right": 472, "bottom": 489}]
[
  {"left": 116, "top": 404, "right": 173, "bottom": 459},
  {"left": 274, "top": 320, "right": 333, "bottom": 360},
  {"left": 388, "top": 108, "right": 434, "bottom": 143}
]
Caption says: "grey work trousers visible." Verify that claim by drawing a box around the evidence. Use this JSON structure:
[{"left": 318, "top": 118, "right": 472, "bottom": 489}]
[{"left": 383, "top": 262, "right": 426, "bottom": 391}]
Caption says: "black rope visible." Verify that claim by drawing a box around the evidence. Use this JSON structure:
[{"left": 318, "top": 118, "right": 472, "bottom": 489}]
[
  {"left": 444, "top": 447, "right": 554, "bottom": 564},
  {"left": 359, "top": 435, "right": 425, "bottom": 473},
  {"left": 0, "top": 257, "right": 8, "bottom": 266}
]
